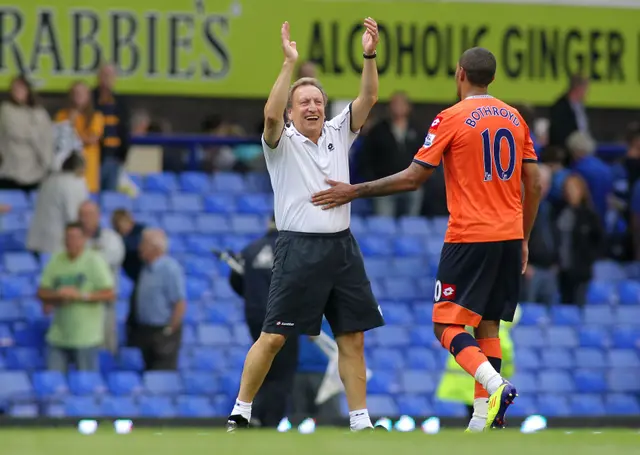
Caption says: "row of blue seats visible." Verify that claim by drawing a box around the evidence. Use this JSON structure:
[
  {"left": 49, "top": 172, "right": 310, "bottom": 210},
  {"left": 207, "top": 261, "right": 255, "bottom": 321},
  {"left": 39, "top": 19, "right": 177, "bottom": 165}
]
[{"left": 6, "top": 392, "right": 639, "bottom": 418}]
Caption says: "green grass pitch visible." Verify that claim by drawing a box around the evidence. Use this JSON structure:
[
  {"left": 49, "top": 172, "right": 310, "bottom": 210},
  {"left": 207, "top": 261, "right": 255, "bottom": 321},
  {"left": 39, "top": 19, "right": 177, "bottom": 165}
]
[{"left": 2, "top": 428, "right": 638, "bottom": 455}]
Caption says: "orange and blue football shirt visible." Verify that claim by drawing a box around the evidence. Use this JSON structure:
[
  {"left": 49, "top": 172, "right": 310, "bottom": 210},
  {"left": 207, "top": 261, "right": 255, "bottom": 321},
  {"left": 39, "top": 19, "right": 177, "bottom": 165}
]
[{"left": 414, "top": 95, "right": 538, "bottom": 243}]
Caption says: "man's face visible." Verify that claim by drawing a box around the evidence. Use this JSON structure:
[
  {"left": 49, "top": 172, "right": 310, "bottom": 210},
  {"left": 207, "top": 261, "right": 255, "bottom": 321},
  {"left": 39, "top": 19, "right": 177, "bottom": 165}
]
[
  {"left": 289, "top": 84, "right": 325, "bottom": 138},
  {"left": 389, "top": 93, "right": 410, "bottom": 119},
  {"left": 573, "top": 82, "right": 588, "bottom": 102},
  {"left": 79, "top": 203, "right": 100, "bottom": 235},
  {"left": 65, "top": 227, "right": 86, "bottom": 257},
  {"left": 99, "top": 64, "right": 116, "bottom": 90}
]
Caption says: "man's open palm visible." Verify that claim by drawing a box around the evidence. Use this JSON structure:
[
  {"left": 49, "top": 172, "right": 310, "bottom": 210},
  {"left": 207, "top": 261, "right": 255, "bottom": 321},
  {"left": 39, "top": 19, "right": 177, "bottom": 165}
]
[{"left": 281, "top": 22, "right": 298, "bottom": 63}]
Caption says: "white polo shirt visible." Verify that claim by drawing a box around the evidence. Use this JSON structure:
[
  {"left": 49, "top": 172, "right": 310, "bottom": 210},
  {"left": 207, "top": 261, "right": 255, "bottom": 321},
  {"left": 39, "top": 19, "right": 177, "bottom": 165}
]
[{"left": 262, "top": 104, "right": 358, "bottom": 233}]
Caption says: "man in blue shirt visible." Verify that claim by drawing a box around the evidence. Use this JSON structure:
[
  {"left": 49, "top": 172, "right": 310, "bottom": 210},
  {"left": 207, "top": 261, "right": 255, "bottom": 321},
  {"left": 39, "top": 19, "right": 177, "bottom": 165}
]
[{"left": 130, "top": 228, "right": 186, "bottom": 370}]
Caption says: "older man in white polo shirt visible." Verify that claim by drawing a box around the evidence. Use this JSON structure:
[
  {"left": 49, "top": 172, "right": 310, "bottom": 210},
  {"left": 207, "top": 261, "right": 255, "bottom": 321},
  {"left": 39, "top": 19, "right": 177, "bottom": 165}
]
[{"left": 227, "top": 18, "right": 384, "bottom": 433}]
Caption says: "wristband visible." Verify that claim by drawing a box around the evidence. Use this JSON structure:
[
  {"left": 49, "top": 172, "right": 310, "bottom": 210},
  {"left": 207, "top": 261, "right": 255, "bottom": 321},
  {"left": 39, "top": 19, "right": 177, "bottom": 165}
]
[{"left": 363, "top": 51, "right": 377, "bottom": 59}]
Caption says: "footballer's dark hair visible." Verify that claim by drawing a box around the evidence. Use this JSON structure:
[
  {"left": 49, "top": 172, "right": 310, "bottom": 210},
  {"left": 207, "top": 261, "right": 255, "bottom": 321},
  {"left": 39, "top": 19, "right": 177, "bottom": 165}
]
[{"left": 459, "top": 47, "right": 497, "bottom": 87}]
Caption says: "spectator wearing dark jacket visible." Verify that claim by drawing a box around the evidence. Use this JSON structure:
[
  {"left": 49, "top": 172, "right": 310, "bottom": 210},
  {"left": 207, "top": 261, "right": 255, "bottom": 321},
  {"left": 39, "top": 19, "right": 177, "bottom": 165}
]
[{"left": 549, "top": 75, "right": 589, "bottom": 148}]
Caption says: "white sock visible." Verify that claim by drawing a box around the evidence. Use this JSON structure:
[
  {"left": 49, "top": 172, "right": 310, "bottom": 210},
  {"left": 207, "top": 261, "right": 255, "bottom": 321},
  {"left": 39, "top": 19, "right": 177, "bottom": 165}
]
[
  {"left": 474, "top": 361, "right": 503, "bottom": 395},
  {"left": 467, "top": 398, "right": 489, "bottom": 432},
  {"left": 349, "top": 409, "right": 373, "bottom": 431},
  {"left": 230, "top": 399, "right": 252, "bottom": 421}
]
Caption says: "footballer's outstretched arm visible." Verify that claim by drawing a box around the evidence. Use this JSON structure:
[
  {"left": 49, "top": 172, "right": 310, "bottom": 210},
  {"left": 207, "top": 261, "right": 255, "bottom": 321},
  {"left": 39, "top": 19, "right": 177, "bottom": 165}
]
[
  {"left": 349, "top": 17, "right": 379, "bottom": 132},
  {"left": 311, "top": 162, "right": 434, "bottom": 210}
]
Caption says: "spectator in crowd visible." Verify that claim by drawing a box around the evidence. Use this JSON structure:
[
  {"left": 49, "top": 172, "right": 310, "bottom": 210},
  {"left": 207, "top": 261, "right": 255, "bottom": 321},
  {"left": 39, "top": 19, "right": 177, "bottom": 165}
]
[
  {"left": 37, "top": 222, "right": 115, "bottom": 372},
  {"left": 522, "top": 164, "right": 558, "bottom": 305},
  {"left": 93, "top": 63, "right": 130, "bottom": 191},
  {"left": 55, "top": 81, "right": 105, "bottom": 193},
  {"left": 130, "top": 228, "right": 186, "bottom": 370},
  {"left": 297, "top": 61, "right": 318, "bottom": 79},
  {"left": 549, "top": 75, "right": 590, "bottom": 147},
  {"left": 0, "top": 75, "right": 53, "bottom": 192},
  {"left": 540, "top": 145, "right": 571, "bottom": 207},
  {"left": 111, "top": 209, "right": 146, "bottom": 343},
  {"left": 556, "top": 174, "right": 603, "bottom": 305},
  {"left": 357, "top": 91, "right": 424, "bottom": 217},
  {"left": 631, "top": 180, "right": 640, "bottom": 261},
  {"left": 27, "top": 153, "right": 89, "bottom": 256},
  {"left": 78, "top": 200, "right": 125, "bottom": 353},
  {"left": 566, "top": 130, "right": 613, "bottom": 223}
]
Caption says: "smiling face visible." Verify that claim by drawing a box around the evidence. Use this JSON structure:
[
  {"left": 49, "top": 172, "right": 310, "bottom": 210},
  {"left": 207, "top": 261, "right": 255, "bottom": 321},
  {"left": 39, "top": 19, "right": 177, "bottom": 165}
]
[{"left": 288, "top": 82, "right": 326, "bottom": 141}]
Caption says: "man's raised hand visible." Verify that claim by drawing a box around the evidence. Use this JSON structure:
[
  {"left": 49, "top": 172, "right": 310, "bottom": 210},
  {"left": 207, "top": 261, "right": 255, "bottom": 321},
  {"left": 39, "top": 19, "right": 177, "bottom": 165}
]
[
  {"left": 362, "top": 17, "right": 379, "bottom": 55},
  {"left": 281, "top": 21, "right": 299, "bottom": 63}
]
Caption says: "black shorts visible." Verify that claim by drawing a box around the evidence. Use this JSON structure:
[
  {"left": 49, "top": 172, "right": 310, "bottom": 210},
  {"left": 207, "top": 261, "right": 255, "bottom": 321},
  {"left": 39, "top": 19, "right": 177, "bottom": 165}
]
[
  {"left": 432, "top": 240, "right": 521, "bottom": 327},
  {"left": 263, "top": 229, "right": 385, "bottom": 337}
]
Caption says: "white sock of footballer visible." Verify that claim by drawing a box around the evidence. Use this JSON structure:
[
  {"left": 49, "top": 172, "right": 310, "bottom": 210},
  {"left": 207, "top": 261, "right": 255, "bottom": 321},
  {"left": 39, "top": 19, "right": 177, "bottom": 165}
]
[
  {"left": 467, "top": 398, "right": 489, "bottom": 432},
  {"left": 474, "top": 362, "right": 504, "bottom": 396},
  {"left": 349, "top": 409, "right": 373, "bottom": 431},
  {"left": 231, "top": 399, "right": 252, "bottom": 421}
]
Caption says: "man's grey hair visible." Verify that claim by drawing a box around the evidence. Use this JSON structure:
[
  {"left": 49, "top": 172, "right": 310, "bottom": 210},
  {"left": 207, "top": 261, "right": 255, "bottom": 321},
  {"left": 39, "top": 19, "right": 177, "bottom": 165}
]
[
  {"left": 143, "top": 228, "right": 168, "bottom": 253},
  {"left": 566, "top": 131, "right": 596, "bottom": 157},
  {"left": 287, "top": 77, "right": 328, "bottom": 109}
]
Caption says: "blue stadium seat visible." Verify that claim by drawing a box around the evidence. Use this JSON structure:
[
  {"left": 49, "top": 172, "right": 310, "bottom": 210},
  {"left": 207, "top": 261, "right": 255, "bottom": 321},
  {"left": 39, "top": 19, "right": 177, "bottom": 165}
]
[
  {"left": 138, "top": 396, "right": 176, "bottom": 417},
  {"left": 396, "top": 394, "right": 433, "bottom": 416},
  {"left": 550, "top": 306, "right": 581, "bottom": 326},
  {"left": 99, "top": 350, "right": 116, "bottom": 376},
  {"left": 205, "top": 302, "right": 243, "bottom": 324},
  {"left": 574, "top": 370, "right": 607, "bottom": 393},
  {"left": 190, "top": 347, "right": 227, "bottom": 371},
  {"left": 170, "top": 193, "right": 203, "bottom": 213},
  {"left": 585, "top": 281, "right": 617, "bottom": 305},
  {"left": 608, "top": 370, "right": 640, "bottom": 392},
  {"left": 182, "top": 372, "right": 220, "bottom": 395},
  {"left": 364, "top": 258, "right": 388, "bottom": 279},
  {"left": 101, "top": 395, "right": 139, "bottom": 417},
  {"left": 63, "top": 396, "right": 102, "bottom": 417},
  {"left": 236, "top": 194, "right": 273, "bottom": 215},
  {"left": 539, "top": 371, "right": 574, "bottom": 393},
  {"left": 182, "top": 324, "right": 197, "bottom": 345},
  {"left": 384, "top": 278, "right": 420, "bottom": 300},
  {"left": 3, "top": 252, "right": 39, "bottom": 274},
  {"left": 0, "top": 276, "right": 32, "bottom": 299},
  {"left": 203, "top": 195, "right": 236, "bottom": 214},
  {"left": 429, "top": 217, "right": 449, "bottom": 235},
  {"left": 380, "top": 303, "right": 413, "bottom": 325},
  {"left": 0, "top": 372, "right": 33, "bottom": 404},
  {"left": 226, "top": 347, "right": 248, "bottom": 370},
  {"left": 0, "top": 213, "right": 28, "bottom": 231},
  {"left": 367, "top": 395, "right": 398, "bottom": 417},
  {"left": 393, "top": 236, "right": 427, "bottom": 257},
  {"left": 508, "top": 395, "right": 538, "bottom": 417},
  {"left": 366, "top": 216, "right": 397, "bottom": 236},
  {"left": 607, "top": 349, "right": 640, "bottom": 368},
  {"left": 406, "top": 347, "right": 438, "bottom": 370},
  {"left": 401, "top": 371, "right": 436, "bottom": 394},
  {"left": 546, "top": 326, "right": 578, "bottom": 348},
  {"left": 398, "top": 217, "right": 430, "bottom": 236},
  {"left": 574, "top": 348, "right": 606, "bottom": 369},
  {"left": 512, "top": 327, "right": 546, "bottom": 348},
  {"left": 230, "top": 214, "right": 262, "bottom": 234},
  {"left": 186, "top": 278, "right": 210, "bottom": 301},
  {"left": 32, "top": 371, "right": 68, "bottom": 399},
  {"left": 196, "top": 214, "right": 230, "bottom": 234},
  {"left": 618, "top": 280, "right": 640, "bottom": 305},
  {"left": 107, "top": 372, "right": 142, "bottom": 396},
  {"left": 198, "top": 324, "right": 232, "bottom": 346},
  {"left": 374, "top": 326, "right": 410, "bottom": 347},
  {"left": 212, "top": 172, "right": 247, "bottom": 194},
  {"left": 537, "top": 395, "right": 571, "bottom": 417},
  {"left": 0, "top": 323, "right": 12, "bottom": 347},
  {"left": 12, "top": 321, "right": 45, "bottom": 347},
  {"left": 68, "top": 372, "right": 107, "bottom": 396},
  {"left": 0, "top": 190, "right": 29, "bottom": 209},
  {"left": 245, "top": 172, "right": 272, "bottom": 193},
  {"left": 117, "top": 348, "right": 144, "bottom": 371},
  {"left": 605, "top": 394, "right": 640, "bottom": 415},
  {"left": 616, "top": 307, "right": 640, "bottom": 326},
  {"left": 133, "top": 213, "right": 159, "bottom": 227},
  {"left": 611, "top": 326, "right": 640, "bottom": 349},
  {"left": 45, "top": 403, "right": 65, "bottom": 418},
  {"left": 583, "top": 306, "right": 615, "bottom": 326},
  {"left": 176, "top": 395, "right": 215, "bottom": 417},
  {"left": 515, "top": 348, "right": 540, "bottom": 371},
  {"left": 231, "top": 324, "right": 252, "bottom": 347},
  {"left": 413, "top": 303, "right": 433, "bottom": 325},
  {"left": 371, "top": 348, "right": 405, "bottom": 370},
  {"left": 541, "top": 348, "right": 574, "bottom": 369},
  {"left": 143, "top": 371, "right": 183, "bottom": 395},
  {"left": 593, "top": 260, "right": 625, "bottom": 283},
  {"left": 433, "top": 399, "right": 468, "bottom": 417},
  {"left": 144, "top": 173, "right": 178, "bottom": 193},
  {"left": 349, "top": 215, "right": 366, "bottom": 236},
  {"left": 219, "top": 234, "right": 252, "bottom": 253},
  {"left": 182, "top": 303, "right": 203, "bottom": 325},
  {"left": 518, "top": 303, "right": 548, "bottom": 326},
  {"left": 578, "top": 326, "right": 609, "bottom": 348},
  {"left": 570, "top": 394, "right": 605, "bottom": 416},
  {"left": 370, "top": 278, "right": 386, "bottom": 301},
  {"left": 220, "top": 371, "right": 241, "bottom": 395},
  {"left": 213, "top": 280, "right": 236, "bottom": 299},
  {"left": 134, "top": 194, "right": 169, "bottom": 212},
  {"left": 509, "top": 373, "right": 538, "bottom": 394},
  {"left": 393, "top": 258, "right": 425, "bottom": 278},
  {"left": 162, "top": 214, "right": 195, "bottom": 234},
  {"left": 359, "top": 236, "right": 393, "bottom": 256},
  {"left": 179, "top": 172, "right": 212, "bottom": 193},
  {"left": 367, "top": 370, "right": 401, "bottom": 395},
  {"left": 410, "top": 325, "right": 434, "bottom": 346},
  {"left": 101, "top": 192, "right": 134, "bottom": 211},
  {"left": 5, "top": 347, "right": 43, "bottom": 370},
  {"left": 183, "top": 236, "right": 220, "bottom": 257},
  {"left": 9, "top": 403, "right": 38, "bottom": 418}
]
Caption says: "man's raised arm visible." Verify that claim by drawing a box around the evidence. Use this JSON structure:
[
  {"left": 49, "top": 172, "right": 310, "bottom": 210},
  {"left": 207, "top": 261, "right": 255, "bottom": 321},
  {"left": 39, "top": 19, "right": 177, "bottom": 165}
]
[
  {"left": 350, "top": 17, "right": 379, "bottom": 132},
  {"left": 263, "top": 21, "right": 299, "bottom": 149}
]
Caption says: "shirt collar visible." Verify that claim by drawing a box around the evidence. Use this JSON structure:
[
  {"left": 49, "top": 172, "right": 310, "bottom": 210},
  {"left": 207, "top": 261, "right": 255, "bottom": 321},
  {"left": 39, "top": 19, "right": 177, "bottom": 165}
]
[
  {"left": 289, "top": 122, "right": 326, "bottom": 145},
  {"left": 465, "top": 94, "right": 494, "bottom": 100}
]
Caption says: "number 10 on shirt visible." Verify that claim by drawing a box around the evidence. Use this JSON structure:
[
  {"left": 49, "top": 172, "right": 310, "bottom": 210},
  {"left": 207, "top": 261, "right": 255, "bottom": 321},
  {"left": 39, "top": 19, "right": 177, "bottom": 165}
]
[{"left": 482, "top": 128, "right": 516, "bottom": 182}]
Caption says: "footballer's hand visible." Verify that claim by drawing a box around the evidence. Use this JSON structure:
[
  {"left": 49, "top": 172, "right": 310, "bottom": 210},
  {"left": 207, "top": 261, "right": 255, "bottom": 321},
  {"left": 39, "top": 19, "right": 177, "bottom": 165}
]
[
  {"left": 311, "top": 179, "right": 357, "bottom": 210},
  {"left": 281, "top": 21, "right": 298, "bottom": 63},
  {"left": 521, "top": 241, "right": 529, "bottom": 275}
]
